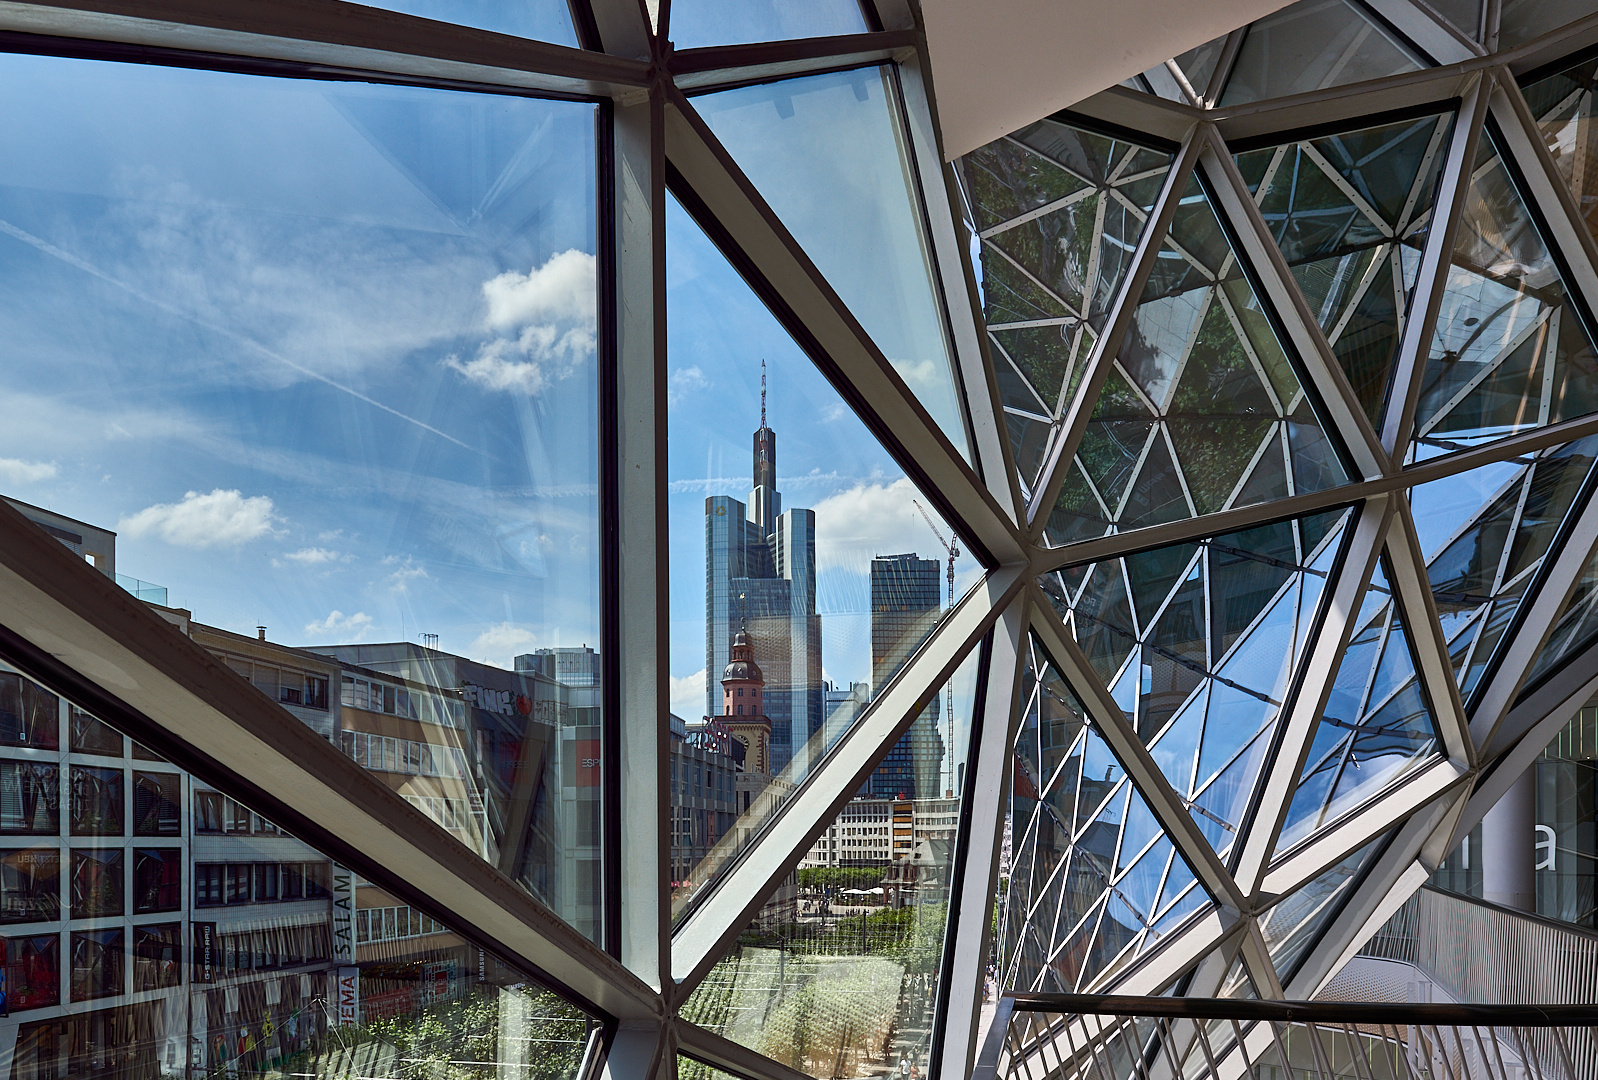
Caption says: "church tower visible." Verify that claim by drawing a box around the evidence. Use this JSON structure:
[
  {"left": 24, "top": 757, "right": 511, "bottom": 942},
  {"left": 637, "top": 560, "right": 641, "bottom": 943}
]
[{"left": 720, "top": 627, "right": 772, "bottom": 776}]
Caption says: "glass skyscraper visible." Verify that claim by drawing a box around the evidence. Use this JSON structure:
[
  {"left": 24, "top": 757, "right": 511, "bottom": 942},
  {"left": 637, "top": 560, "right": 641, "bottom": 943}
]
[{"left": 704, "top": 417, "right": 822, "bottom": 774}]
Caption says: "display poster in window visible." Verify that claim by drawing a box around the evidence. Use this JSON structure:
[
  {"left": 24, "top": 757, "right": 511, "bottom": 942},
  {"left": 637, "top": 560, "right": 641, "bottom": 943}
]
[
  {"left": 331, "top": 864, "right": 353, "bottom": 964},
  {"left": 193, "top": 922, "right": 216, "bottom": 983},
  {"left": 335, "top": 966, "right": 359, "bottom": 1027},
  {"left": 421, "top": 959, "right": 458, "bottom": 1005}
]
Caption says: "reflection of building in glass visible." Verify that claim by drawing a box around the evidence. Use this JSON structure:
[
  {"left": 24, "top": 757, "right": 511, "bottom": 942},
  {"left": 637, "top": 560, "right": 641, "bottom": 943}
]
[
  {"left": 311, "top": 642, "right": 601, "bottom": 943},
  {"left": 862, "top": 554, "right": 944, "bottom": 800},
  {"left": 705, "top": 410, "right": 822, "bottom": 775},
  {"left": 0, "top": 503, "right": 348, "bottom": 1079},
  {"left": 822, "top": 680, "right": 870, "bottom": 755}
]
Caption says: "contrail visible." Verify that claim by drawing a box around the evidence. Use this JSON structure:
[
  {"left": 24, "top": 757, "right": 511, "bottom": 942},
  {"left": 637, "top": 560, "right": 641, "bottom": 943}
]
[{"left": 0, "top": 218, "right": 481, "bottom": 454}]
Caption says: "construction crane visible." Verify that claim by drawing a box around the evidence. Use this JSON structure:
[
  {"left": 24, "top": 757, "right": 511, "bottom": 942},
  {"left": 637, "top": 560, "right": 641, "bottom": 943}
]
[{"left": 913, "top": 500, "right": 959, "bottom": 797}]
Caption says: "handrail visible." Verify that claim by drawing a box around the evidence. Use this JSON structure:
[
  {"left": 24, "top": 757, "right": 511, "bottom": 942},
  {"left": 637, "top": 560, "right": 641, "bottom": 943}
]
[
  {"left": 1002, "top": 992, "right": 1598, "bottom": 1027},
  {"left": 970, "top": 994, "right": 1015, "bottom": 1080}
]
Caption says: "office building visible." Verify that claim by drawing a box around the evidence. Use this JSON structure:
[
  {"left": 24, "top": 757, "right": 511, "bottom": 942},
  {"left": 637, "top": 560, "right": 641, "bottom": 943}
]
[{"left": 705, "top": 412, "right": 823, "bottom": 776}]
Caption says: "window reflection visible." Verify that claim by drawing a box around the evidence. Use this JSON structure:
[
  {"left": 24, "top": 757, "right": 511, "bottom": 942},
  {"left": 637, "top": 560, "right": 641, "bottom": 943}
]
[
  {"left": 0, "top": 52, "right": 604, "bottom": 943},
  {"left": 0, "top": 661, "right": 598, "bottom": 1078},
  {"left": 666, "top": 194, "right": 973, "bottom": 921},
  {"left": 679, "top": 649, "right": 981, "bottom": 1079}
]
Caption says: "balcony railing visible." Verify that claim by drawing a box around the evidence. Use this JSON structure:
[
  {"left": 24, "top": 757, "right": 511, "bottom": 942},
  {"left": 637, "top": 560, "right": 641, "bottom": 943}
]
[{"left": 976, "top": 993, "right": 1598, "bottom": 1080}]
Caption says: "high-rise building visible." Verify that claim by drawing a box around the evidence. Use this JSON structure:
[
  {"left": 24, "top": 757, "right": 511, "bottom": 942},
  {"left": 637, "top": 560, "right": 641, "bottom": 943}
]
[
  {"left": 861, "top": 554, "right": 944, "bottom": 800},
  {"left": 704, "top": 405, "right": 822, "bottom": 775}
]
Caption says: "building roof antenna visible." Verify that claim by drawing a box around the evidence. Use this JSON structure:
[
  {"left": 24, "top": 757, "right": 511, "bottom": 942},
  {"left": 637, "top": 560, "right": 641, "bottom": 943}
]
[{"left": 761, "top": 358, "right": 767, "bottom": 430}]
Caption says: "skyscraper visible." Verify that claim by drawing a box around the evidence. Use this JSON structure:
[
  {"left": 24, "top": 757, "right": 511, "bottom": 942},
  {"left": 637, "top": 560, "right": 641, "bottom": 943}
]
[
  {"left": 705, "top": 383, "right": 823, "bottom": 775},
  {"left": 863, "top": 554, "right": 944, "bottom": 800}
]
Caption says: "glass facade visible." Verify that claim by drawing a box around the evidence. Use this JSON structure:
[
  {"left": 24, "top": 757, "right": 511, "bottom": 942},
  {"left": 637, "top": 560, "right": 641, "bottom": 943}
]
[{"left": 0, "top": 1, "right": 1595, "bottom": 1079}]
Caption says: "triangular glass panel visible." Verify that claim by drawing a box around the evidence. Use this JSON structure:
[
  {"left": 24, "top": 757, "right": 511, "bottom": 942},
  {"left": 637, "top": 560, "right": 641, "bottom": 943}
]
[
  {"left": 1525, "top": 534, "right": 1598, "bottom": 690},
  {"left": 1523, "top": 55, "right": 1598, "bottom": 245},
  {"left": 1498, "top": 0, "right": 1594, "bottom": 48},
  {"left": 679, "top": 648, "right": 983, "bottom": 1076},
  {"left": 0, "top": 660, "right": 599, "bottom": 1069},
  {"left": 1220, "top": 953, "right": 1260, "bottom": 998},
  {"left": 1410, "top": 130, "right": 1598, "bottom": 463},
  {"left": 1258, "top": 835, "right": 1386, "bottom": 985},
  {"left": 694, "top": 69, "right": 970, "bottom": 461},
  {"left": 355, "top": 0, "right": 578, "bottom": 44},
  {"left": 669, "top": 0, "right": 868, "bottom": 48},
  {"left": 1045, "top": 175, "right": 1351, "bottom": 546},
  {"left": 665, "top": 193, "right": 973, "bottom": 922},
  {"left": 1410, "top": 434, "right": 1598, "bottom": 700},
  {"left": 679, "top": 1057, "right": 746, "bottom": 1080},
  {"left": 1220, "top": 0, "right": 1424, "bottom": 106},
  {"left": 1047, "top": 508, "right": 1352, "bottom": 857},
  {"left": 1278, "top": 563, "right": 1441, "bottom": 852},
  {"left": 1236, "top": 112, "right": 1454, "bottom": 427},
  {"left": 1002, "top": 637, "right": 1211, "bottom": 991},
  {"left": 1173, "top": 34, "right": 1232, "bottom": 101},
  {"left": 959, "top": 120, "right": 1174, "bottom": 491}
]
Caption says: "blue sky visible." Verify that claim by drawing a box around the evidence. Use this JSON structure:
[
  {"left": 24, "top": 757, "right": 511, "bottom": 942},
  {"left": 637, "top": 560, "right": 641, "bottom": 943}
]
[{"left": 0, "top": 53, "right": 977, "bottom": 715}]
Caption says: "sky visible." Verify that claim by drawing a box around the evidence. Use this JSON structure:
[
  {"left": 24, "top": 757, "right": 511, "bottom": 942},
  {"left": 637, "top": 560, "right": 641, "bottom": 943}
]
[{"left": 0, "top": 52, "right": 981, "bottom": 722}]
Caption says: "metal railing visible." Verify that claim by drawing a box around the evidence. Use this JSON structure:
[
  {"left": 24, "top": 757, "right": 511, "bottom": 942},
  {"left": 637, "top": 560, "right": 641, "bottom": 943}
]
[
  {"left": 975, "top": 993, "right": 1598, "bottom": 1080},
  {"left": 1360, "top": 886, "right": 1598, "bottom": 1009}
]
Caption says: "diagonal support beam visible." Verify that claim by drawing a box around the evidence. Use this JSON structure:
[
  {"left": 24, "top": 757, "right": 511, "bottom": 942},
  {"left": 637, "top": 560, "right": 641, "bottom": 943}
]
[
  {"left": 660, "top": 87, "right": 1025, "bottom": 569},
  {"left": 934, "top": 596, "right": 1028, "bottom": 1080},
  {"left": 1470, "top": 484, "right": 1598, "bottom": 750},
  {"left": 668, "top": 565, "right": 1026, "bottom": 994},
  {"left": 1488, "top": 66, "right": 1598, "bottom": 366},
  {"left": 1025, "top": 122, "right": 1205, "bottom": 537},
  {"left": 898, "top": 48, "right": 1026, "bottom": 523},
  {"left": 1383, "top": 72, "right": 1491, "bottom": 456},
  {"left": 1235, "top": 496, "right": 1393, "bottom": 895},
  {"left": 1197, "top": 125, "right": 1389, "bottom": 482},
  {"left": 1028, "top": 590, "right": 1247, "bottom": 914},
  {"left": 0, "top": 0, "right": 651, "bottom": 95},
  {"left": 1387, "top": 499, "right": 1475, "bottom": 769},
  {"left": 0, "top": 498, "right": 662, "bottom": 1022}
]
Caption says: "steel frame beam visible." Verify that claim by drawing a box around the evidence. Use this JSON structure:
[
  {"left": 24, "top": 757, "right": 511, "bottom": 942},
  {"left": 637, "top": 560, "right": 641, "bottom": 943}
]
[
  {"left": 660, "top": 87, "right": 1026, "bottom": 570},
  {"left": 934, "top": 598, "right": 1028, "bottom": 1080},
  {"left": 612, "top": 89, "right": 671, "bottom": 993},
  {"left": 0, "top": 498, "right": 661, "bottom": 1022},
  {"left": 0, "top": 0, "right": 649, "bottom": 95},
  {"left": 1025, "top": 124, "right": 1205, "bottom": 535},
  {"left": 1028, "top": 595, "right": 1246, "bottom": 914},
  {"left": 1235, "top": 497, "right": 1393, "bottom": 895},
  {"left": 669, "top": 564, "right": 1026, "bottom": 994}
]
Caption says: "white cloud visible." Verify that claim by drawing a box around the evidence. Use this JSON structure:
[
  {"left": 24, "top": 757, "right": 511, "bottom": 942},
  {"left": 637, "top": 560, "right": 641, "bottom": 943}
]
[
  {"left": 483, "top": 249, "right": 596, "bottom": 330},
  {"left": 304, "top": 610, "right": 373, "bottom": 639},
  {"left": 668, "top": 366, "right": 708, "bottom": 408},
  {"left": 384, "top": 557, "right": 429, "bottom": 593},
  {"left": 0, "top": 458, "right": 57, "bottom": 484},
  {"left": 670, "top": 669, "right": 708, "bottom": 721},
  {"left": 283, "top": 547, "right": 339, "bottom": 564},
  {"left": 468, "top": 622, "right": 539, "bottom": 669},
  {"left": 119, "top": 489, "right": 277, "bottom": 548},
  {"left": 811, "top": 477, "right": 947, "bottom": 574},
  {"left": 890, "top": 358, "right": 943, "bottom": 399},
  {"left": 451, "top": 250, "right": 597, "bottom": 396}
]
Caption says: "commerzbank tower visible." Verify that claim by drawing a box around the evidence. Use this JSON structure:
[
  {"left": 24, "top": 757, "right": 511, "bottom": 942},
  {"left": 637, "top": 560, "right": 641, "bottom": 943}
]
[{"left": 704, "top": 366, "right": 822, "bottom": 775}]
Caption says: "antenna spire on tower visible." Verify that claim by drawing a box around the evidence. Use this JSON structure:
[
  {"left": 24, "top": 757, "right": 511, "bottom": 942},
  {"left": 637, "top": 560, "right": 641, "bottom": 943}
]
[{"left": 761, "top": 358, "right": 767, "bottom": 429}]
